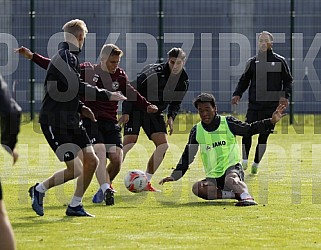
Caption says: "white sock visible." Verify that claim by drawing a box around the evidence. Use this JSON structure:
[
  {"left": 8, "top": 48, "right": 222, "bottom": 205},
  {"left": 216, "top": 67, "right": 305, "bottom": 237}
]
[
  {"left": 242, "top": 159, "right": 248, "bottom": 165},
  {"left": 69, "top": 196, "right": 82, "bottom": 207},
  {"left": 221, "top": 191, "right": 235, "bottom": 199},
  {"left": 240, "top": 192, "right": 252, "bottom": 200},
  {"left": 35, "top": 183, "right": 47, "bottom": 193},
  {"left": 145, "top": 173, "right": 153, "bottom": 182},
  {"left": 100, "top": 183, "right": 110, "bottom": 193}
]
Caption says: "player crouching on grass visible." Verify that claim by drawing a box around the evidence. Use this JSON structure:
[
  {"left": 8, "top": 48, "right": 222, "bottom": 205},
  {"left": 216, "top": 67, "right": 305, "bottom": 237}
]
[{"left": 159, "top": 93, "right": 286, "bottom": 206}]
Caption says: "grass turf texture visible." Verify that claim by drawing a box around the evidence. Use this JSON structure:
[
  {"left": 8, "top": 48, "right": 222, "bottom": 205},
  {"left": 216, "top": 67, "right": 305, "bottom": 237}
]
[{"left": 1, "top": 114, "right": 321, "bottom": 249}]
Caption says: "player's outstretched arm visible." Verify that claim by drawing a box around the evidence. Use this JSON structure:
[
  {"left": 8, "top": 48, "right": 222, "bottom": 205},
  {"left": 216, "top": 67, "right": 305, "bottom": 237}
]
[
  {"left": 15, "top": 46, "right": 50, "bottom": 69},
  {"left": 159, "top": 176, "right": 175, "bottom": 185},
  {"left": 14, "top": 46, "right": 33, "bottom": 60},
  {"left": 271, "top": 104, "right": 286, "bottom": 124}
]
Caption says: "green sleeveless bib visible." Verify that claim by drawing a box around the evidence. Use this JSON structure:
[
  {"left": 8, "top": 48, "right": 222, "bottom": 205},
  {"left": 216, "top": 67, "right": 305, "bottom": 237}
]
[{"left": 196, "top": 116, "right": 240, "bottom": 178}]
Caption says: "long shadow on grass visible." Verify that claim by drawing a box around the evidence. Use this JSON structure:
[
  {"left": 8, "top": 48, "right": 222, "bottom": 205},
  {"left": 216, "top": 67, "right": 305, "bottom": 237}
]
[
  {"left": 157, "top": 200, "right": 236, "bottom": 207},
  {"left": 11, "top": 204, "right": 83, "bottom": 228},
  {"left": 82, "top": 193, "right": 150, "bottom": 208}
]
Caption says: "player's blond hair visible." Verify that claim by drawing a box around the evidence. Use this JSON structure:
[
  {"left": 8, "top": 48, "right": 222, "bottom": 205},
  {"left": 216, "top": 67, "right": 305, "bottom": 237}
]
[
  {"left": 62, "top": 19, "right": 88, "bottom": 41},
  {"left": 100, "top": 44, "right": 123, "bottom": 59}
]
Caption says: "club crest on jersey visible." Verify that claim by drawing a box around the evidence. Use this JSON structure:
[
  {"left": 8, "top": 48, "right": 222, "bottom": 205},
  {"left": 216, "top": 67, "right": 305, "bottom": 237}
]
[
  {"left": 153, "top": 65, "right": 163, "bottom": 72},
  {"left": 92, "top": 74, "right": 99, "bottom": 83},
  {"left": 112, "top": 81, "right": 120, "bottom": 90}
]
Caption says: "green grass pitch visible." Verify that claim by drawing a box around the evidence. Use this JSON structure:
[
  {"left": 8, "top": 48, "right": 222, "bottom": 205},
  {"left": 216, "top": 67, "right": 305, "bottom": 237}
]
[{"left": 1, "top": 114, "right": 321, "bottom": 249}]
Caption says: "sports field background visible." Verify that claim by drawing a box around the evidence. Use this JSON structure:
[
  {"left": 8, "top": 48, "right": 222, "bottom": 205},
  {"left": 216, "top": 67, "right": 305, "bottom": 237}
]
[
  {"left": 1, "top": 0, "right": 321, "bottom": 249},
  {"left": 1, "top": 114, "right": 321, "bottom": 249}
]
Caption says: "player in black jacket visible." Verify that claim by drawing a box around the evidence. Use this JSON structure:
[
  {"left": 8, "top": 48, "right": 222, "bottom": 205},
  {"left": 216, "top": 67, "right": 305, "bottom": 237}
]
[
  {"left": 231, "top": 31, "right": 293, "bottom": 175},
  {"left": 27, "top": 19, "right": 126, "bottom": 217},
  {"left": 121, "top": 48, "right": 189, "bottom": 191}
]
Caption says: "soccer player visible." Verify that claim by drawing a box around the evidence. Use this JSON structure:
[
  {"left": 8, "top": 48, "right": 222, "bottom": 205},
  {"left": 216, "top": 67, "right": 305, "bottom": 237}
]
[
  {"left": 0, "top": 74, "right": 21, "bottom": 165},
  {"left": 231, "top": 31, "right": 293, "bottom": 174},
  {"left": 15, "top": 44, "right": 158, "bottom": 205},
  {"left": 160, "top": 93, "right": 286, "bottom": 206},
  {"left": 27, "top": 19, "right": 126, "bottom": 216},
  {"left": 122, "top": 48, "right": 189, "bottom": 191},
  {"left": 0, "top": 181, "right": 16, "bottom": 250}
]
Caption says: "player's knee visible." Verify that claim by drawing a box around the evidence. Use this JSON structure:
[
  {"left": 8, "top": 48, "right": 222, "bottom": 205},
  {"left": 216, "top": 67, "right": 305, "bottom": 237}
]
[
  {"left": 163, "top": 142, "right": 169, "bottom": 152},
  {"left": 94, "top": 144, "right": 106, "bottom": 156},
  {"left": 84, "top": 153, "right": 99, "bottom": 171},
  {"left": 226, "top": 172, "right": 239, "bottom": 180},
  {"left": 192, "top": 181, "right": 216, "bottom": 200},
  {"left": 225, "top": 173, "right": 241, "bottom": 188},
  {"left": 192, "top": 182, "right": 199, "bottom": 196},
  {"left": 157, "top": 142, "right": 169, "bottom": 153}
]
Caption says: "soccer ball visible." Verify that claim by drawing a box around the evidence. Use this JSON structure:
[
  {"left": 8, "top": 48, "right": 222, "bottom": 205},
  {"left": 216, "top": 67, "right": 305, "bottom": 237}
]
[{"left": 124, "top": 170, "right": 148, "bottom": 193}]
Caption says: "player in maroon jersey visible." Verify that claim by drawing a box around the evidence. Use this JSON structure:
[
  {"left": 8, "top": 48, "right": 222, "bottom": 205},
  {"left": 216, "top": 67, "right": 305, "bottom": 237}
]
[{"left": 15, "top": 44, "right": 157, "bottom": 205}]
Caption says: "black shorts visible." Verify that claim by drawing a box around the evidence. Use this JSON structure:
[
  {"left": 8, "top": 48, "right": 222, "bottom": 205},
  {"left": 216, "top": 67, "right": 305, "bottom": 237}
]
[
  {"left": 0, "top": 111, "right": 21, "bottom": 151},
  {"left": 245, "top": 110, "right": 275, "bottom": 134},
  {"left": 82, "top": 118, "right": 123, "bottom": 153},
  {"left": 205, "top": 163, "right": 244, "bottom": 190},
  {"left": 124, "top": 111, "right": 167, "bottom": 139},
  {"left": 245, "top": 109, "right": 275, "bottom": 123},
  {"left": 41, "top": 123, "right": 91, "bottom": 162}
]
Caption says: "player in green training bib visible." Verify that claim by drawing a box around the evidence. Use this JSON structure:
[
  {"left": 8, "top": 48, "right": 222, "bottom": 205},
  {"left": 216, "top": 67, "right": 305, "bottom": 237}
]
[{"left": 160, "top": 93, "right": 286, "bottom": 206}]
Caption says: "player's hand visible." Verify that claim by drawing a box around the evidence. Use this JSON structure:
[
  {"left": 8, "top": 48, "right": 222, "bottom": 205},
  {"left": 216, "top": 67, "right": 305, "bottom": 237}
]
[
  {"left": 231, "top": 95, "right": 240, "bottom": 105},
  {"left": 147, "top": 104, "right": 158, "bottom": 113},
  {"left": 81, "top": 106, "right": 97, "bottom": 122},
  {"left": 159, "top": 176, "right": 175, "bottom": 185},
  {"left": 279, "top": 97, "right": 289, "bottom": 108},
  {"left": 166, "top": 117, "right": 174, "bottom": 135},
  {"left": 271, "top": 104, "right": 286, "bottom": 124},
  {"left": 118, "top": 114, "right": 129, "bottom": 127},
  {"left": 109, "top": 91, "right": 127, "bottom": 101},
  {"left": 14, "top": 46, "right": 33, "bottom": 60}
]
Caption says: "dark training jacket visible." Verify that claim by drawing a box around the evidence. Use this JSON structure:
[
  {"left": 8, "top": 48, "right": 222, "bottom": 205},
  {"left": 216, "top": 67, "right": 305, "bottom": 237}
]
[
  {"left": 123, "top": 62, "right": 189, "bottom": 120},
  {"left": 39, "top": 42, "right": 113, "bottom": 129},
  {"left": 233, "top": 49, "right": 293, "bottom": 111}
]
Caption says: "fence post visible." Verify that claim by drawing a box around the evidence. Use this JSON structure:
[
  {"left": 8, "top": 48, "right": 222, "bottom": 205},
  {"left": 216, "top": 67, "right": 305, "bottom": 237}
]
[
  {"left": 158, "top": 0, "right": 164, "bottom": 63},
  {"left": 290, "top": 0, "right": 295, "bottom": 124},
  {"left": 29, "top": 0, "right": 35, "bottom": 120}
]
